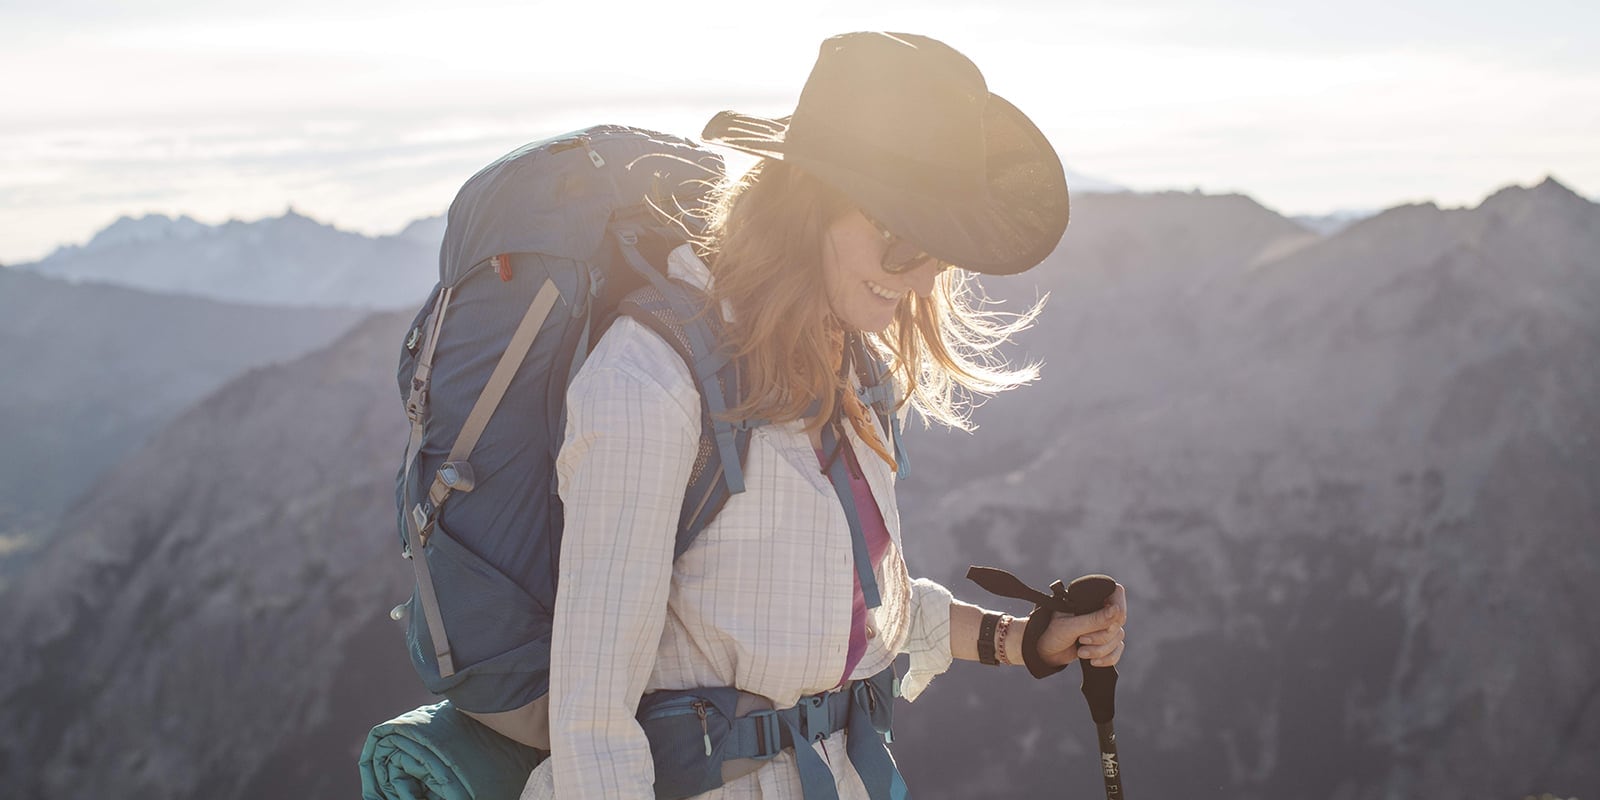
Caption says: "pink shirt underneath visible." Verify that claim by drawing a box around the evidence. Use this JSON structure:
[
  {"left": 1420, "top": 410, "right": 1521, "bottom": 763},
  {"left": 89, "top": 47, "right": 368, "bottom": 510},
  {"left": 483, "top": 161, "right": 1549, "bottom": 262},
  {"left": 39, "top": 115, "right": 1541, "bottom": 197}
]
[{"left": 815, "top": 444, "right": 893, "bottom": 687}]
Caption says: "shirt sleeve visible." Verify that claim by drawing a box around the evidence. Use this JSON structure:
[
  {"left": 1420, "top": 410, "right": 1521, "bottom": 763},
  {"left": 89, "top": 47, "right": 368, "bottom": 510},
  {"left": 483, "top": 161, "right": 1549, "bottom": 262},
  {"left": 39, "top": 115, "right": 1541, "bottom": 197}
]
[
  {"left": 548, "top": 318, "right": 702, "bottom": 799},
  {"left": 897, "top": 576, "right": 955, "bottom": 701}
]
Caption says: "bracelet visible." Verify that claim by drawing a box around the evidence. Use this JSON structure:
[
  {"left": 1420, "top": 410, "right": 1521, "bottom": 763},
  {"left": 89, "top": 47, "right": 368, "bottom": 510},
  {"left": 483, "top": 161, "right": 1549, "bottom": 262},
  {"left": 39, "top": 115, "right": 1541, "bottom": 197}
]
[
  {"left": 995, "top": 614, "right": 1015, "bottom": 666},
  {"left": 977, "top": 612, "right": 1002, "bottom": 665}
]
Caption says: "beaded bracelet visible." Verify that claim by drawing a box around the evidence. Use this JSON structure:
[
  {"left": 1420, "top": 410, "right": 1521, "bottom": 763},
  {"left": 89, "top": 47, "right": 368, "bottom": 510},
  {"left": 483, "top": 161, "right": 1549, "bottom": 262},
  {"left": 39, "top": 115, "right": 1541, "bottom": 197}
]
[
  {"left": 977, "top": 612, "right": 1002, "bottom": 665},
  {"left": 995, "top": 614, "right": 1015, "bottom": 666}
]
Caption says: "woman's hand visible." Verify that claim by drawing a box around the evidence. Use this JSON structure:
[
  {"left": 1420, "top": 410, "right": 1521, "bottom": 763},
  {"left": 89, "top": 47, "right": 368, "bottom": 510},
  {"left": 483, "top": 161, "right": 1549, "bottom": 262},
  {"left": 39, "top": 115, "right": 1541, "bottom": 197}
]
[{"left": 1016, "top": 583, "right": 1128, "bottom": 668}]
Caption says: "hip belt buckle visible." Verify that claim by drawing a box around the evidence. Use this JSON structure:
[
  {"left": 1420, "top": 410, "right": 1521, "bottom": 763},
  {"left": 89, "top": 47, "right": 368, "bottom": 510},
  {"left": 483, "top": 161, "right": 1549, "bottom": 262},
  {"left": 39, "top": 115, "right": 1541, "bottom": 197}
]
[{"left": 799, "top": 693, "right": 831, "bottom": 744}]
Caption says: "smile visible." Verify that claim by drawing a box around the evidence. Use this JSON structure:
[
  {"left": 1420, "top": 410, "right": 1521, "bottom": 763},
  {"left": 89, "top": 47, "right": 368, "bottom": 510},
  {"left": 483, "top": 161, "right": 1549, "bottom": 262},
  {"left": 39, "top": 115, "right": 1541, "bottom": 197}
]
[{"left": 865, "top": 280, "right": 903, "bottom": 302}]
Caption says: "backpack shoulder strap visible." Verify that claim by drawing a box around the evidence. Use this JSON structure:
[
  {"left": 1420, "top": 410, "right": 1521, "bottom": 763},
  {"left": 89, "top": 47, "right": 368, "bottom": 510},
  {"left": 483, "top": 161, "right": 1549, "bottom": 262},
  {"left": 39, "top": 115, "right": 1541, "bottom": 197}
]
[{"left": 616, "top": 281, "right": 754, "bottom": 558}]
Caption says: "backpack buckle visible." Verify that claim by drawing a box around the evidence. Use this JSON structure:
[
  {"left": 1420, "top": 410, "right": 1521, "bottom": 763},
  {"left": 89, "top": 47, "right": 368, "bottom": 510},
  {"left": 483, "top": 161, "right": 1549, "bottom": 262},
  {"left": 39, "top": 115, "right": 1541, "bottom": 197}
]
[
  {"left": 410, "top": 502, "right": 437, "bottom": 546},
  {"left": 438, "top": 461, "right": 477, "bottom": 493},
  {"left": 746, "top": 709, "right": 782, "bottom": 759},
  {"left": 798, "top": 693, "right": 831, "bottom": 744},
  {"left": 405, "top": 383, "right": 428, "bottom": 423}
]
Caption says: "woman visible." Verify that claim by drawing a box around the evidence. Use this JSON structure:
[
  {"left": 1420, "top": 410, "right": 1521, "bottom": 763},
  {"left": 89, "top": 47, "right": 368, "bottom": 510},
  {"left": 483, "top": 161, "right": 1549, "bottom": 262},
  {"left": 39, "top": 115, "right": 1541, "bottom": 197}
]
[{"left": 529, "top": 31, "right": 1128, "bottom": 799}]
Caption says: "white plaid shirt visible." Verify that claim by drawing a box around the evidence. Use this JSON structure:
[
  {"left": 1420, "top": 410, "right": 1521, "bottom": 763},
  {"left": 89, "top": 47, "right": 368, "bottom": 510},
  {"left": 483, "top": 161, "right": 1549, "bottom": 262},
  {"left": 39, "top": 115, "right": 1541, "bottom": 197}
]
[{"left": 522, "top": 245, "right": 955, "bottom": 800}]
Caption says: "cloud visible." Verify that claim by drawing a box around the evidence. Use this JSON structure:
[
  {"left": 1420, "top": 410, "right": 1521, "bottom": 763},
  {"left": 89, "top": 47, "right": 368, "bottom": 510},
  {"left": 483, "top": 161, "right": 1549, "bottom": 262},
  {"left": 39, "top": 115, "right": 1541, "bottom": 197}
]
[{"left": 2, "top": 0, "right": 1595, "bottom": 261}]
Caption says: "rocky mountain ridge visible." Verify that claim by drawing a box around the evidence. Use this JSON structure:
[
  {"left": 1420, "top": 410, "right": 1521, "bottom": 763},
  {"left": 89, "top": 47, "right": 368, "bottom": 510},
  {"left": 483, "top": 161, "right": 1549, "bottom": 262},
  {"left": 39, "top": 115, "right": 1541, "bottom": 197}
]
[
  {"left": 19, "top": 210, "right": 445, "bottom": 309},
  {"left": 894, "top": 177, "right": 1599, "bottom": 798}
]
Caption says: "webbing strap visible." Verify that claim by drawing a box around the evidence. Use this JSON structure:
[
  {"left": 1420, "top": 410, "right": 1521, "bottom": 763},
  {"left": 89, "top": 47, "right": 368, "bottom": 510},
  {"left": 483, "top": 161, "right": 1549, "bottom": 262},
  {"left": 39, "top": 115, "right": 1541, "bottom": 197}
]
[
  {"left": 714, "top": 667, "right": 906, "bottom": 800},
  {"left": 821, "top": 422, "right": 882, "bottom": 610},
  {"left": 427, "top": 276, "right": 562, "bottom": 509},
  {"left": 844, "top": 668, "right": 908, "bottom": 800},
  {"left": 402, "top": 286, "right": 456, "bottom": 677},
  {"left": 403, "top": 504, "right": 454, "bottom": 676}
]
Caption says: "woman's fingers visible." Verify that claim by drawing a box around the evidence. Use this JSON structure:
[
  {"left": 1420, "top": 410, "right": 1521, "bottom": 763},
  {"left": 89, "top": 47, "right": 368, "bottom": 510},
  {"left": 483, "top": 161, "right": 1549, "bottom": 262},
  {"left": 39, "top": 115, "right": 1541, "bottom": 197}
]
[
  {"left": 1077, "top": 624, "right": 1124, "bottom": 658},
  {"left": 1062, "top": 603, "right": 1120, "bottom": 639},
  {"left": 1035, "top": 584, "right": 1131, "bottom": 666},
  {"left": 1086, "top": 639, "right": 1125, "bottom": 667}
]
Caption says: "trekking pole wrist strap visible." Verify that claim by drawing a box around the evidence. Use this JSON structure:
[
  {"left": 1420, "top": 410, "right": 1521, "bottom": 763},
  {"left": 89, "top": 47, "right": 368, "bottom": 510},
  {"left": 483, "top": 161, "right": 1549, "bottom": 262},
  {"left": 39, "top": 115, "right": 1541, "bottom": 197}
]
[
  {"left": 964, "top": 565, "right": 1072, "bottom": 680},
  {"left": 1019, "top": 610, "right": 1069, "bottom": 680}
]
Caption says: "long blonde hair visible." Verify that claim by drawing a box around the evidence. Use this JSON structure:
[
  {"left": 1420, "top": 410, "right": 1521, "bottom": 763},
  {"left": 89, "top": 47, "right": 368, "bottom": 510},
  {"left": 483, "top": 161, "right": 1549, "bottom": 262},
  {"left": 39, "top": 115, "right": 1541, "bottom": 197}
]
[{"left": 684, "top": 158, "right": 1044, "bottom": 455}]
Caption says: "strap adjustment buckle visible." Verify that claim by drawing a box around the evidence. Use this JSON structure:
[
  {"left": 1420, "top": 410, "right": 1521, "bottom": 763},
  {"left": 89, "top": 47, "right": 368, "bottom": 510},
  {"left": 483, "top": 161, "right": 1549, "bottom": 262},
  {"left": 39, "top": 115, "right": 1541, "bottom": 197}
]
[
  {"left": 799, "top": 693, "right": 831, "bottom": 744},
  {"left": 405, "top": 383, "right": 428, "bottom": 424},
  {"left": 746, "top": 709, "right": 783, "bottom": 759},
  {"left": 409, "top": 501, "right": 436, "bottom": 548},
  {"left": 438, "top": 460, "right": 476, "bottom": 493}
]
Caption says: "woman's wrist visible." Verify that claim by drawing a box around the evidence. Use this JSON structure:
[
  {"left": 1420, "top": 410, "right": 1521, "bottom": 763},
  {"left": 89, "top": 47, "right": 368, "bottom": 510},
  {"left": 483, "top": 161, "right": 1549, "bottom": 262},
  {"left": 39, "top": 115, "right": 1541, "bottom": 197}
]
[
  {"left": 977, "top": 612, "right": 1024, "bottom": 667},
  {"left": 947, "top": 599, "right": 1032, "bottom": 666},
  {"left": 996, "top": 614, "right": 1020, "bottom": 666},
  {"left": 977, "top": 612, "right": 1002, "bottom": 665}
]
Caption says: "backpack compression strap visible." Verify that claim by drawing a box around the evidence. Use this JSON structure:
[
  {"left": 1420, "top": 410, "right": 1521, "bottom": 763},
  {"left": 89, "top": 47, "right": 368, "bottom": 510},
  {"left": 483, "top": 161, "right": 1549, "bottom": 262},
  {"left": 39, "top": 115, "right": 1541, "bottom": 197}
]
[
  {"left": 402, "top": 285, "right": 457, "bottom": 677},
  {"left": 404, "top": 262, "right": 565, "bottom": 679},
  {"left": 426, "top": 271, "right": 563, "bottom": 511}
]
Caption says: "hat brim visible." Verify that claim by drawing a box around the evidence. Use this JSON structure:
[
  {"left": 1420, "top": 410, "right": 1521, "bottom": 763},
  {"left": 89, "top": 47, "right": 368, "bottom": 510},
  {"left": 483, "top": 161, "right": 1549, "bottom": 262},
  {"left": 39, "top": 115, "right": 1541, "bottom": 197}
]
[{"left": 701, "top": 93, "right": 1069, "bottom": 276}]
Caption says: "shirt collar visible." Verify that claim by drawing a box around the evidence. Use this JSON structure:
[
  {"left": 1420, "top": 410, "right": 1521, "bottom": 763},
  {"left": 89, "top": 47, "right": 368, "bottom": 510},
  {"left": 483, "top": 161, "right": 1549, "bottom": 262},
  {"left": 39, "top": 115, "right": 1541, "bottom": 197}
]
[
  {"left": 667, "top": 243, "right": 712, "bottom": 289},
  {"left": 666, "top": 243, "right": 734, "bottom": 323}
]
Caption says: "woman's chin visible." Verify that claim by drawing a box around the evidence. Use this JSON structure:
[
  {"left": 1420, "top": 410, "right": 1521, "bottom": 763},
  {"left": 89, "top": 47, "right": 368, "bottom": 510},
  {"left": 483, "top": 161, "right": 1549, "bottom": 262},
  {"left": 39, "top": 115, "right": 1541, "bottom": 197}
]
[
  {"left": 846, "top": 298, "right": 900, "bottom": 333},
  {"left": 855, "top": 316, "right": 895, "bottom": 334}
]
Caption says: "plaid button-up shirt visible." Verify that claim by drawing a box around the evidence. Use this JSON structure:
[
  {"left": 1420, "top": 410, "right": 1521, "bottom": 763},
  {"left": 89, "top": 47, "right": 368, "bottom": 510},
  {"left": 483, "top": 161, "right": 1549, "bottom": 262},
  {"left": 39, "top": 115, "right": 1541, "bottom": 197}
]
[{"left": 523, "top": 245, "right": 956, "bottom": 799}]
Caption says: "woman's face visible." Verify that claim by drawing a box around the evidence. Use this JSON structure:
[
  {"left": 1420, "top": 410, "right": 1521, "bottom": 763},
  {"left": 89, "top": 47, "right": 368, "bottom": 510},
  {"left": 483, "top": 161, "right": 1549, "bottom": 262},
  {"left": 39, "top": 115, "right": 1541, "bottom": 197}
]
[{"left": 820, "top": 210, "right": 944, "bottom": 333}]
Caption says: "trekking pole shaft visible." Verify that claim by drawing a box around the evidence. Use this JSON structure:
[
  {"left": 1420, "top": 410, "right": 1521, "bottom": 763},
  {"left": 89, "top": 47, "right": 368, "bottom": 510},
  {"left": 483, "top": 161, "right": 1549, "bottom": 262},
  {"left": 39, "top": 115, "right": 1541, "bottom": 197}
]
[{"left": 1095, "top": 720, "right": 1124, "bottom": 800}]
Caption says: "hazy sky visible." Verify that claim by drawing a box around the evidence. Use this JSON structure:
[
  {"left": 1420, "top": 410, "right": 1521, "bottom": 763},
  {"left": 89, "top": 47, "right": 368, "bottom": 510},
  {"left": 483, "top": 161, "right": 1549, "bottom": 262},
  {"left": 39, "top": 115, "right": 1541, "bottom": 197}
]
[{"left": 2, "top": 0, "right": 1595, "bottom": 263}]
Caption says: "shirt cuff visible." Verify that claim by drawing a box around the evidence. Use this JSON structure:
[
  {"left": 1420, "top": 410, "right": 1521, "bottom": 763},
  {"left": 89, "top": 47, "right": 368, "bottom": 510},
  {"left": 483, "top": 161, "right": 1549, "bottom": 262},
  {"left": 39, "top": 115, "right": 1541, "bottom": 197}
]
[{"left": 899, "top": 577, "right": 954, "bottom": 702}]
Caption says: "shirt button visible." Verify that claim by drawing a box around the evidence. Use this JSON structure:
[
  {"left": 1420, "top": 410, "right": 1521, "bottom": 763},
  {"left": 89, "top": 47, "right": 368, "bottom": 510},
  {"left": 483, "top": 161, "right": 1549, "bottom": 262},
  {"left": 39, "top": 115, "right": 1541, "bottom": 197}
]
[{"left": 866, "top": 625, "right": 878, "bottom": 640}]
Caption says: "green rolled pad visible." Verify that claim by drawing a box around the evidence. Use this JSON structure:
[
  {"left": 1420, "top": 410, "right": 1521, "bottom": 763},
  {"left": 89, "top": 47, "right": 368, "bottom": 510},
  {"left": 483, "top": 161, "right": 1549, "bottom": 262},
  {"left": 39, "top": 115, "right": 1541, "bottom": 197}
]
[{"left": 360, "top": 701, "right": 548, "bottom": 800}]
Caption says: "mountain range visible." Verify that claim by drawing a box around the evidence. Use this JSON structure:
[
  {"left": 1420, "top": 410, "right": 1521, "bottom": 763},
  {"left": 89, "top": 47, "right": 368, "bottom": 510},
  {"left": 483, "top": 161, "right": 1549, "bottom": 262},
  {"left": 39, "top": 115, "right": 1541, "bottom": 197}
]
[
  {"left": 17, "top": 211, "right": 445, "bottom": 309},
  {"left": 0, "top": 177, "right": 1594, "bottom": 799},
  {"left": 0, "top": 268, "right": 363, "bottom": 582},
  {"left": 13, "top": 182, "right": 1371, "bottom": 311},
  {"left": 893, "top": 176, "right": 1599, "bottom": 799}
]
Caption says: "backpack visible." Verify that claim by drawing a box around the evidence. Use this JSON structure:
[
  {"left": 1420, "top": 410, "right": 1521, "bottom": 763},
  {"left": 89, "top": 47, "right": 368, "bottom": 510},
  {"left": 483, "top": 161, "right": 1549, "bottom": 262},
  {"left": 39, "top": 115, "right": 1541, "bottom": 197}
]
[
  {"left": 392, "top": 123, "right": 908, "bottom": 736},
  {"left": 394, "top": 124, "right": 752, "bottom": 717}
]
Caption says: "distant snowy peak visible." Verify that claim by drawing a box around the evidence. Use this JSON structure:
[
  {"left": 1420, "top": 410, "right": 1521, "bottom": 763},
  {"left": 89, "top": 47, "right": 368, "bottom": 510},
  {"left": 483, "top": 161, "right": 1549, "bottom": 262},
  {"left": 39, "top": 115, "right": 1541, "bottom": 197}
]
[
  {"left": 21, "top": 209, "right": 444, "bottom": 310},
  {"left": 81, "top": 213, "right": 210, "bottom": 252},
  {"left": 1293, "top": 209, "right": 1380, "bottom": 236}
]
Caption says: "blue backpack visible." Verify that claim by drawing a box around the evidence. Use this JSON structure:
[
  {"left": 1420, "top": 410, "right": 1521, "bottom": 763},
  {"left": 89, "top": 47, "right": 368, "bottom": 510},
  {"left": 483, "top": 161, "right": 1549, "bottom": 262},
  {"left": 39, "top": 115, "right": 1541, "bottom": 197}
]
[
  {"left": 393, "top": 125, "right": 907, "bottom": 769},
  {"left": 394, "top": 124, "right": 757, "bottom": 716}
]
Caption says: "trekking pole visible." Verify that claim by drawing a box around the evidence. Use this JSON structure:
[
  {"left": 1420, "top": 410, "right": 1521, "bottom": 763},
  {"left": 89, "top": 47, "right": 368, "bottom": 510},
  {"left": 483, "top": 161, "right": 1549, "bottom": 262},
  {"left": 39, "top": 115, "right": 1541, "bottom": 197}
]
[
  {"left": 1061, "top": 574, "right": 1123, "bottom": 800},
  {"left": 967, "top": 568, "right": 1124, "bottom": 800}
]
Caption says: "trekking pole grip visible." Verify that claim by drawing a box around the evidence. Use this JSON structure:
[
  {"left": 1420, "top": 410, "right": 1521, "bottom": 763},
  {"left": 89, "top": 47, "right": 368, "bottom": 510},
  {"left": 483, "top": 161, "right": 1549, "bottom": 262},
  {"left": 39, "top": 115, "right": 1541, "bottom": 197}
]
[{"left": 1061, "top": 574, "right": 1119, "bottom": 724}]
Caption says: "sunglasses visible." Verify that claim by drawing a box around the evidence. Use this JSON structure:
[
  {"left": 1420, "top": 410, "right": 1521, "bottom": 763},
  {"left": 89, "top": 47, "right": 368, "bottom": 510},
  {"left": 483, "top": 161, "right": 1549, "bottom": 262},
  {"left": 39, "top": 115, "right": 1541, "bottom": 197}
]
[{"left": 864, "top": 213, "right": 952, "bottom": 275}]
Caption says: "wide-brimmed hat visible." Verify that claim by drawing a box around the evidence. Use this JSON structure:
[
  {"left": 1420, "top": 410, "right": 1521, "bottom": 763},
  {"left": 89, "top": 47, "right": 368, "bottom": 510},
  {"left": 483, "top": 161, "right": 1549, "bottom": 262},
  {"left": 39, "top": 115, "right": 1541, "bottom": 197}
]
[{"left": 701, "top": 31, "right": 1069, "bottom": 276}]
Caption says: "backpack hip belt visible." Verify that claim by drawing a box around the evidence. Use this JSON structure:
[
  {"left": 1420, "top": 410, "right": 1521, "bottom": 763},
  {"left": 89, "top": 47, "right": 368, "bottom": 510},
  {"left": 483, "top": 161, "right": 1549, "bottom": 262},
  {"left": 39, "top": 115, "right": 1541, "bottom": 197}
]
[{"left": 638, "top": 665, "right": 907, "bottom": 800}]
